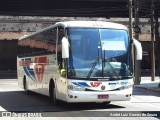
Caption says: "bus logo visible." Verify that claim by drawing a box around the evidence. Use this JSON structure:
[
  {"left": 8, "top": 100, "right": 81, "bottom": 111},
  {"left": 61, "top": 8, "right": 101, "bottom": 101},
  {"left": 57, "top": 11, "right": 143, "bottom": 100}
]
[
  {"left": 101, "top": 85, "right": 106, "bottom": 90},
  {"left": 90, "top": 82, "right": 102, "bottom": 87},
  {"left": 20, "top": 57, "right": 47, "bottom": 82}
]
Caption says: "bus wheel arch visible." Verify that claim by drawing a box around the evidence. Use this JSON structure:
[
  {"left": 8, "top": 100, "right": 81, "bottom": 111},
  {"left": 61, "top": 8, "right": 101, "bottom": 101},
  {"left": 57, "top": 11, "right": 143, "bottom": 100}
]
[{"left": 49, "top": 78, "right": 58, "bottom": 105}]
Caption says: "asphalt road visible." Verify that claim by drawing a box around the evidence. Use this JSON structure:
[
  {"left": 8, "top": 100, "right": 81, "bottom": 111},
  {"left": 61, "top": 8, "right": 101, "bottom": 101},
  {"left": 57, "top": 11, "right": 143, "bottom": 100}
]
[{"left": 0, "top": 79, "right": 160, "bottom": 120}]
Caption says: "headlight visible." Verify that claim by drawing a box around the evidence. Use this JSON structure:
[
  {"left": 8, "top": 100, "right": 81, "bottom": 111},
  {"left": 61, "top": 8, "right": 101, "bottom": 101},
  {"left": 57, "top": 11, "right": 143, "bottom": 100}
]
[
  {"left": 68, "top": 85, "right": 85, "bottom": 91},
  {"left": 120, "top": 85, "right": 132, "bottom": 90}
]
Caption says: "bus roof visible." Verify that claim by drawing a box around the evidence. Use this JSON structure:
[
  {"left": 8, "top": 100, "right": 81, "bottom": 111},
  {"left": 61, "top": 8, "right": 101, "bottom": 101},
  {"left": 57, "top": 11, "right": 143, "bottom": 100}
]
[
  {"left": 19, "top": 21, "right": 128, "bottom": 40},
  {"left": 56, "top": 21, "right": 127, "bottom": 29}
]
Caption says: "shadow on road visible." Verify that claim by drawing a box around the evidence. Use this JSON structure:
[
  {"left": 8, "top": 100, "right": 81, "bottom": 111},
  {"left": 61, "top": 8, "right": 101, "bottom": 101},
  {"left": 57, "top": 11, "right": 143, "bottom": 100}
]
[
  {"left": 0, "top": 91, "right": 124, "bottom": 112},
  {"left": 133, "top": 86, "right": 160, "bottom": 96}
]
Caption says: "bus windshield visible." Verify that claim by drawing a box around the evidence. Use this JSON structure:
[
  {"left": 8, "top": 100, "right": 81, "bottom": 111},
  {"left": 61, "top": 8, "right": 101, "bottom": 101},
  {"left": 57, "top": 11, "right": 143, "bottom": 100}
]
[{"left": 67, "top": 28, "right": 132, "bottom": 80}]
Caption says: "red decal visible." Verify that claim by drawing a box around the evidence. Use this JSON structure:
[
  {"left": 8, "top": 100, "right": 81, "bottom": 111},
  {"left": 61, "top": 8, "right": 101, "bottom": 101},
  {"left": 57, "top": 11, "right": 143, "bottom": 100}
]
[
  {"left": 34, "top": 57, "right": 47, "bottom": 82},
  {"left": 90, "top": 82, "right": 102, "bottom": 87},
  {"left": 19, "top": 61, "right": 31, "bottom": 66}
]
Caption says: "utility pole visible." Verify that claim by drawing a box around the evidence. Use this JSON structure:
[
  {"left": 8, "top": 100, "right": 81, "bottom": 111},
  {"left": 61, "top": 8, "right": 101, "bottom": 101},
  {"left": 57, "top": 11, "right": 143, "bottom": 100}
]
[
  {"left": 134, "top": 0, "right": 139, "bottom": 40},
  {"left": 154, "top": 5, "right": 160, "bottom": 87},
  {"left": 151, "top": 0, "right": 155, "bottom": 81},
  {"left": 129, "top": 0, "right": 138, "bottom": 84},
  {"left": 129, "top": 0, "right": 133, "bottom": 41},
  {"left": 134, "top": 0, "right": 141, "bottom": 84}
]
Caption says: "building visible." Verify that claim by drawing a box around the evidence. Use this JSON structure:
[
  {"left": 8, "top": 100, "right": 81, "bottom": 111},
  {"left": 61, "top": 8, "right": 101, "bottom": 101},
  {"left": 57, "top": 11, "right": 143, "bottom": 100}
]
[{"left": 0, "top": 16, "right": 158, "bottom": 74}]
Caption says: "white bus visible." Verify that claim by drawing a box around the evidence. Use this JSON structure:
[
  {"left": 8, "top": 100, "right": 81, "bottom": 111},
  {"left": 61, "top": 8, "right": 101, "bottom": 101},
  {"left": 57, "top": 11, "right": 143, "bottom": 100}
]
[{"left": 17, "top": 21, "right": 142, "bottom": 105}]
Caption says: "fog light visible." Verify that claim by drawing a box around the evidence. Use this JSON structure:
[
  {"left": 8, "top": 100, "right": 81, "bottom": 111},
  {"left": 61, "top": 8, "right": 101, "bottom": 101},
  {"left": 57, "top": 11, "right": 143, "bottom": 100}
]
[{"left": 70, "top": 95, "right": 73, "bottom": 98}]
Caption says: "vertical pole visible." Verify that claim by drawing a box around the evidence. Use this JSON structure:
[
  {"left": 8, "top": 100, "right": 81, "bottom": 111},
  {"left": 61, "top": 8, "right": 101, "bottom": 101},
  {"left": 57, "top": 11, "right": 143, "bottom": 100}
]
[
  {"left": 151, "top": 0, "right": 155, "bottom": 81},
  {"left": 134, "top": 0, "right": 141, "bottom": 84},
  {"left": 154, "top": 10, "right": 160, "bottom": 85},
  {"left": 134, "top": 0, "right": 139, "bottom": 40},
  {"left": 129, "top": 0, "right": 135, "bottom": 84},
  {"left": 129, "top": 0, "right": 133, "bottom": 41}
]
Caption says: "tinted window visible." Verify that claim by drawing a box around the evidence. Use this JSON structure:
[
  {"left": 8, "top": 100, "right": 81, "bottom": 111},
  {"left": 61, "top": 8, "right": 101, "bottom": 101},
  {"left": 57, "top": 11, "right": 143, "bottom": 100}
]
[{"left": 18, "top": 28, "right": 57, "bottom": 57}]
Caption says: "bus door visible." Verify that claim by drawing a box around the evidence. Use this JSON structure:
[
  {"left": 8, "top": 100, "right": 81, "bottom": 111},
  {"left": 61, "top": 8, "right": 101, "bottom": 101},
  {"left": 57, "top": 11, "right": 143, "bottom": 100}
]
[{"left": 56, "top": 27, "right": 68, "bottom": 100}]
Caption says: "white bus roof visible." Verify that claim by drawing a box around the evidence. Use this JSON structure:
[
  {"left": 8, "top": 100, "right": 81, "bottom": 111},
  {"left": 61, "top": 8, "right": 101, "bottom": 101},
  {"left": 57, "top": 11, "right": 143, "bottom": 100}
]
[
  {"left": 56, "top": 21, "right": 127, "bottom": 30},
  {"left": 19, "top": 21, "right": 128, "bottom": 40}
]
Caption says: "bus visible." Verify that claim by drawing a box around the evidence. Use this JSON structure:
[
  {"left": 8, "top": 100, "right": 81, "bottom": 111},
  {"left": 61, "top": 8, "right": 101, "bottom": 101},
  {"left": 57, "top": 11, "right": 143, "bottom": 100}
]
[{"left": 17, "top": 21, "right": 142, "bottom": 105}]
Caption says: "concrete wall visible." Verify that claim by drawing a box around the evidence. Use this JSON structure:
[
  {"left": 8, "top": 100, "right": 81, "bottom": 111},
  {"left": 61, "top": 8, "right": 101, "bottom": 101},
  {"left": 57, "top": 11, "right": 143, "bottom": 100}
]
[{"left": 0, "top": 16, "right": 158, "bottom": 35}]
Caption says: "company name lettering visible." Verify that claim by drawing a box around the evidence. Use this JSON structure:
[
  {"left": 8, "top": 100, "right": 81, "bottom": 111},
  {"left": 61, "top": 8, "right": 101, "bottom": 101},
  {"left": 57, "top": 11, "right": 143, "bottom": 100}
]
[{"left": 19, "top": 61, "right": 32, "bottom": 66}]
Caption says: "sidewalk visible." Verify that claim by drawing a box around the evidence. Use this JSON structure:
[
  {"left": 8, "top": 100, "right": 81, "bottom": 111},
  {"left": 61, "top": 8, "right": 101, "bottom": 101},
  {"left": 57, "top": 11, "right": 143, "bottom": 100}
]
[{"left": 135, "top": 77, "right": 160, "bottom": 92}]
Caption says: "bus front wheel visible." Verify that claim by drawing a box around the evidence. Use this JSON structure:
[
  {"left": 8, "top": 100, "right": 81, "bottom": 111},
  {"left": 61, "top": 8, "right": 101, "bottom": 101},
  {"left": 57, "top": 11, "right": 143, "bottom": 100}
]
[
  {"left": 49, "top": 81, "right": 58, "bottom": 105},
  {"left": 102, "top": 101, "right": 111, "bottom": 105}
]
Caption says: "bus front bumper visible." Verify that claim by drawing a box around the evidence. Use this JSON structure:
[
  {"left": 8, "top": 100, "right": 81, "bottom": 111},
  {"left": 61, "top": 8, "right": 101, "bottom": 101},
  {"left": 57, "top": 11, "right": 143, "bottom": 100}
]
[{"left": 66, "top": 88, "right": 132, "bottom": 103}]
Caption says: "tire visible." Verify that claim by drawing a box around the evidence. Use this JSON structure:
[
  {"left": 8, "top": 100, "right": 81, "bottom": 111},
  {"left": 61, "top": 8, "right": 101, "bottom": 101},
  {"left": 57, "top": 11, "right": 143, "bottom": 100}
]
[
  {"left": 23, "top": 78, "right": 30, "bottom": 95},
  {"left": 49, "top": 81, "right": 58, "bottom": 105},
  {"left": 102, "top": 101, "right": 111, "bottom": 105}
]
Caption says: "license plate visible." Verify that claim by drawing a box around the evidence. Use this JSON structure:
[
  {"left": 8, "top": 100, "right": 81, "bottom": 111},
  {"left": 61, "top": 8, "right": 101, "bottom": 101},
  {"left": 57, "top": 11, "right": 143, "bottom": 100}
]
[{"left": 98, "top": 95, "right": 109, "bottom": 99}]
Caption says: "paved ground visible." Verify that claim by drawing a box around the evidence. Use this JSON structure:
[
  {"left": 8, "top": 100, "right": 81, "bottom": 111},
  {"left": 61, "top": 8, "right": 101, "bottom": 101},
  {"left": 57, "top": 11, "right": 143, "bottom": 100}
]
[
  {"left": 0, "top": 70, "right": 159, "bottom": 120},
  {"left": 0, "top": 77, "right": 160, "bottom": 120}
]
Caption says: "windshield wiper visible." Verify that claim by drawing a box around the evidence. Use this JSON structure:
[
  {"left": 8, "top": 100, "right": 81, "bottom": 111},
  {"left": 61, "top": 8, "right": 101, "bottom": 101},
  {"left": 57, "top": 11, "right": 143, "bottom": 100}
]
[
  {"left": 87, "top": 58, "right": 99, "bottom": 78},
  {"left": 103, "top": 50, "right": 120, "bottom": 79},
  {"left": 106, "top": 61, "right": 120, "bottom": 79},
  {"left": 87, "top": 45, "right": 101, "bottom": 78}
]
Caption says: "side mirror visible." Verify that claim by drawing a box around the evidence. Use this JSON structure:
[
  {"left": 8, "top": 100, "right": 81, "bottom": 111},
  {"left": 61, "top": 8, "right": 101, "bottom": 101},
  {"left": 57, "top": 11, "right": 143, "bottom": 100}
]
[
  {"left": 62, "top": 37, "right": 69, "bottom": 58},
  {"left": 133, "top": 39, "right": 142, "bottom": 60}
]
